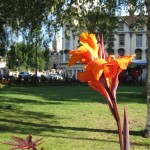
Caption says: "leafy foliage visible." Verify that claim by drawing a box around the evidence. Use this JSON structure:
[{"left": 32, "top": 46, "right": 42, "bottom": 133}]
[
  {"left": 0, "top": 0, "right": 65, "bottom": 54},
  {"left": 0, "top": 0, "right": 147, "bottom": 53},
  {"left": 0, "top": 21, "right": 9, "bottom": 56},
  {"left": 7, "top": 42, "right": 45, "bottom": 71}
]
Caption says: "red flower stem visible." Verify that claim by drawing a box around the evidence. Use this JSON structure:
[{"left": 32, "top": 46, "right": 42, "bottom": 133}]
[
  {"left": 104, "top": 84, "right": 124, "bottom": 150},
  {"left": 113, "top": 102, "right": 124, "bottom": 150}
]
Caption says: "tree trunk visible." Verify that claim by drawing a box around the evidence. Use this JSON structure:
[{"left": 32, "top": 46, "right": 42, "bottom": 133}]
[{"left": 144, "top": 0, "right": 150, "bottom": 137}]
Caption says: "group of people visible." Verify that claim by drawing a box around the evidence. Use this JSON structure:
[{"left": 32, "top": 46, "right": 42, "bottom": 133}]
[{"left": 119, "top": 68, "right": 147, "bottom": 84}]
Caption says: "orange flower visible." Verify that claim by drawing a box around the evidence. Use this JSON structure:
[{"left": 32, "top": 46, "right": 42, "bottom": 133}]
[
  {"left": 68, "top": 32, "right": 135, "bottom": 102},
  {"left": 68, "top": 32, "right": 99, "bottom": 67},
  {"left": 68, "top": 32, "right": 134, "bottom": 150}
]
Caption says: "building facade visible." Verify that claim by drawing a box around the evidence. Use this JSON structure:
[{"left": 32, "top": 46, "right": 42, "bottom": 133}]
[
  {"left": 52, "top": 32, "right": 62, "bottom": 52},
  {"left": 61, "top": 25, "right": 84, "bottom": 78},
  {"left": 113, "top": 16, "right": 148, "bottom": 60},
  {"left": 61, "top": 16, "right": 148, "bottom": 78},
  {"left": 49, "top": 32, "right": 63, "bottom": 70},
  {"left": 49, "top": 50, "right": 63, "bottom": 70}
]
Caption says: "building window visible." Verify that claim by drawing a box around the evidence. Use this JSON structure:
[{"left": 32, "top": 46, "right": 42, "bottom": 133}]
[
  {"left": 118, "top": 22, "right": 124, "bottom": 31},
  {"left": 136, "top": 34, "right": 142, "bottom": 47},
  {"left": 64, "top": 50, "right": 69, "bottom": 62},
  {"left": 107, "top": 49, "right": 114, "bottom": 55},
  {"left": 118, "top": 48, "right": 125, "bottom": 56},
  {"left": 138, "top": 26, "right": 144, "bottom": 31},
  {"left": 107, "top": 34, "right": 114, "bottom": 47},
  {"left": 146, "top": 49, "right": 148, "bottom": 60},
  {"left": 66, "top": 39, "right": 70, "bottom": 49},
  {"left": 135, "top": 49, "right": 142, "bottom": 60},
  {"left": 65, "top": 53, "right": 69, "bottom": 62},
  {"left": 119, "top": 34, "right": 125, "bottom": 47},
  {"left": 66, "top": 69, "right": 72, "bottom": 77},
  {"left": 72, "top": 35, "right": 76, "bottom": 49},
  {"left": 146, "top": 34, "right": 148, "bottom": 47}
]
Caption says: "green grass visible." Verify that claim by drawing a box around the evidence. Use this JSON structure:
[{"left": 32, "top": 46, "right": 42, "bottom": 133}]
[{"left": 0, "top": 85, "right": 149, "bottom": 150}]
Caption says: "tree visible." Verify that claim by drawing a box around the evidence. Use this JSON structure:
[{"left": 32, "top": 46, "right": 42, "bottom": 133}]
[
  {"left": 56, "top": 1, "right": 119, "bottom": 41},
  {"left": 1, "top": 0, "right": 120, "bottom": 47},
  {"left": 7, "top": 42, "right": 45, "bottom": 71},
  {"left": 0, "top": 20, "right": 8, "bottom": 56},
  {"left": 144, "top": 0, "right": 150, "bottom": 137},
  {"left": 0, "top": 0, "right": 65, "bottom": 55}
]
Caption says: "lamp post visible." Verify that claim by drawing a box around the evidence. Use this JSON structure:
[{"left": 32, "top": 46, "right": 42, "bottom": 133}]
[{"left": 16, "top": 59, "right": 19, "bottom": 77}]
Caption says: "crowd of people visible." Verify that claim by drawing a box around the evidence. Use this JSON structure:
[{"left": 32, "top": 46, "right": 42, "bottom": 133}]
[
  {"left": 119, "top": 68, "right": 147, "bottom": 85},
  {"left": 0, "top": 67, "right": 147, "bottom": 85}
]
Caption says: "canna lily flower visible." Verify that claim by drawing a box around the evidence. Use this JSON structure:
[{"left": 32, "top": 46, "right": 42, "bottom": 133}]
[
  {"left": 69, "top": 32, "right": 135, "bottom": 105},
  {"left": 68, "top": 32, "right": 135, "bottom": 150},
  {"left": 1, "top": 134, "right": 43, "bottom": 150}
]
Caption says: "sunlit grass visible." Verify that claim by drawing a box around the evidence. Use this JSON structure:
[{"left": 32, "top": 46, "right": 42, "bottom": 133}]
[{"left": 0, "top": 85, "right": 149, "bottom": 150}]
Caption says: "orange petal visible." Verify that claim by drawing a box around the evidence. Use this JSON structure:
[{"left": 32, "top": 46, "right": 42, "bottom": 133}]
[
  {"left": 88, "top": 80, "right": 113, "bottom": 107},
  {"left": 114, "top": 54, "right": 136, "bottom": 69},
  {"left": 77, "top": 72, "right": 94, "bottom": 82},
  {"left": 106, "top": 55, "right": 115, "bottom": 62},
  {"left": 80, "top": 59, "right": 89, "bottom": 64},
  {"left": 109, "top": 68, "right": 122, "bottom": 100},
  {"left": 103, "top": 64, "right": 118, "bottom": 79},
  {"left": 77, "top": 46, "right": 87, "bottom": 52},
  {"left": 68, "top": 46, "right": 94, "bottom": 66},
  {"left": 80, "top": 32, "right": 99, "bottom": 58},
  {"left": 69, "top": 50, "right": 76, "bottom": 54},
  {"left": 82, "top": 50, "right": 94, "bottom": 62},
  {"left": 103, "top": 63, "right": 120, "bottom": 89},
  {"left": 92, "top": 58, "right": 107, "bottom": 80},
  {"left": 68, "top": 53, "right": 83, "bottom": 67},
  {"left": 85, "top": 62, "right": 93, "bottom": 72}
]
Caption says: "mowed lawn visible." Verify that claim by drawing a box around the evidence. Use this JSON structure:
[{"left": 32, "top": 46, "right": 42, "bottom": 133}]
[{"left": 0, "top": 85, "right": 149, "bottom": 150}]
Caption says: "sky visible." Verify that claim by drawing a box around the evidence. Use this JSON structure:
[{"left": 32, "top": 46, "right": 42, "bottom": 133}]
[{"left": 16, "top": 6, "right": 131, "bottom": 50}]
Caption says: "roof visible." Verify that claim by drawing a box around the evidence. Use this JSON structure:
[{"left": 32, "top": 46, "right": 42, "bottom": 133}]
[
  {"left": 121, "top": 15, "right": 147, "bottom": 27},
  {"left": 122, "top": 16, "right": 137, "bottom": 26}
]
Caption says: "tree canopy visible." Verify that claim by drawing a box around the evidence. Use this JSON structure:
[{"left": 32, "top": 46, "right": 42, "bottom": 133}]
[
  {"left": 0, "top": 0, "right": 64, "bottom": 54},
  {"left": 7, "top": 42, "right": 45, "bottom": 71},
  {"left": 0, "top": 0, "right": 147, "bottom": 51}
]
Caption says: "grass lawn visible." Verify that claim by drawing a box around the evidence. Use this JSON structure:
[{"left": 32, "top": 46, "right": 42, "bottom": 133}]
[{"left": 0, "top": 85, "right": 149, "bottom": 150}]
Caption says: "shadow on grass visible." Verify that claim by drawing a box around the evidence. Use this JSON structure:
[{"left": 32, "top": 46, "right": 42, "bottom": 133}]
[
  {"left": 1, "top": 120, "right": 148, "bottom": 148},
  {"left": 0, "top": 96, "right": 63, "bottom": 106},
  {"left": 0, "top": 85, "right": 148, "bottom": 149},
  {"left": 43, "top": 134, "right": 150, "bottom": 148},
  {"left": 0, "top": 107, "right": 145, "bottom": 138},
  {"left": 0, "top": 85, "right": 147, "bottom": 105},
  {"left": 0, "top": 107, "right": 149, "bottom": 149},
  {"left": 0, "top": 118, "right": 117, "bottom": 134}
]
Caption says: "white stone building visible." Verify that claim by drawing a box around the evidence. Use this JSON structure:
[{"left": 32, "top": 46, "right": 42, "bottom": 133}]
[
  {"left": 49, "top": 50, "right": 63, "bottom": 69},
  {"left": 61, "top": 25, "right": 84, "bottom": 78},
  {"left": 52, "top": 32, "right": 62, "bottom": 52},
  {"left": 61, "top": 15, "right": 148, "bottom": 78},
  {"left": 113, "top": 16, "right": 148, "bottom": 60},
  {"left": 49, "top": 32, "right": 63, "bottom": 70}
]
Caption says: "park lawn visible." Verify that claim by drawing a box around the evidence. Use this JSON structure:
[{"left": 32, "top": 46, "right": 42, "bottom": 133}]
[{"left": 0, "top": 85, "right": 149, "bottom": 150}]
